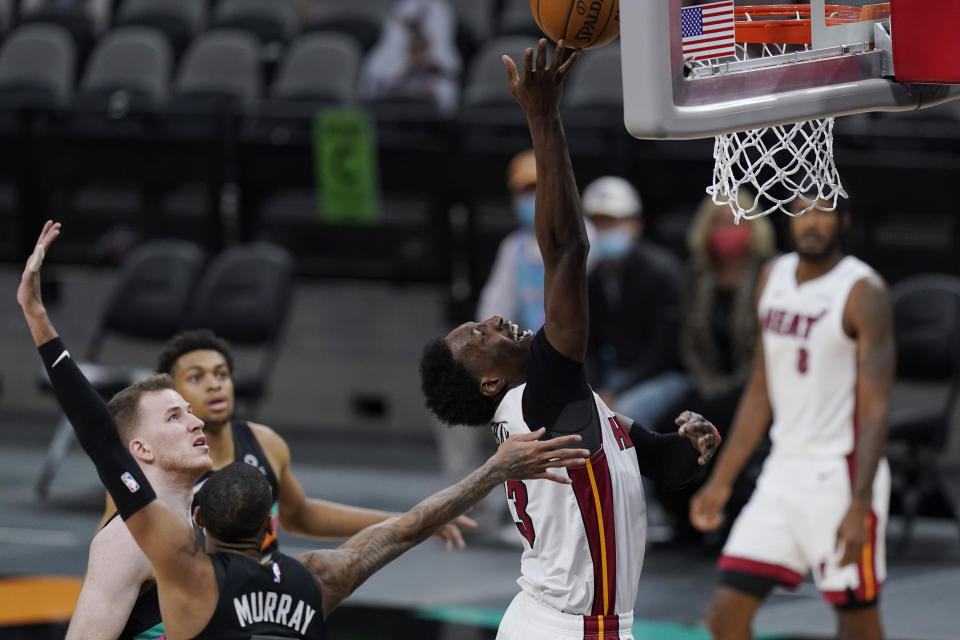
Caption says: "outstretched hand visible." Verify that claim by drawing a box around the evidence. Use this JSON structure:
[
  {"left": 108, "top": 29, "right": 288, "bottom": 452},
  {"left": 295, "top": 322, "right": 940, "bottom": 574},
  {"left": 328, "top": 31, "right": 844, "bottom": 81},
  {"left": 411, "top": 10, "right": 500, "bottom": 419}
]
[
  {"left": 502, "top": 38, "right": 579, "bottom": 117},
  {"left": 431, "top": 514, "right": 478, "bottom": 551},
  {"left": 17, "top": 220, "right": 60, "bottom": 316},
  {"left": 676, "top": 411, "right": 721, "bottom": 465},
  {"left": 489, "top": 427, "right": 589, "bottom": 485}
]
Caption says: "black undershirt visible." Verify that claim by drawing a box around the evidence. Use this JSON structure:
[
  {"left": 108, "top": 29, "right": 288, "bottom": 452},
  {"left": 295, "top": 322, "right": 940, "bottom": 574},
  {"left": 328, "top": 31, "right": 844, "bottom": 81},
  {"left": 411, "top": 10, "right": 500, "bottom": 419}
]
[{"left": 520, "top": 329, "right": 703, "bottom": 489}]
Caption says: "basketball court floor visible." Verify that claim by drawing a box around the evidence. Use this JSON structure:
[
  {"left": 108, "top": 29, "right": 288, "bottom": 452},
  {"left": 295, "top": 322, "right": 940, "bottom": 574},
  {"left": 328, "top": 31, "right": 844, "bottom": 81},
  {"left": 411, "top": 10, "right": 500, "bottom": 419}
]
[{"left": 0, "top": 267, "right": 957, "bottom": 639}]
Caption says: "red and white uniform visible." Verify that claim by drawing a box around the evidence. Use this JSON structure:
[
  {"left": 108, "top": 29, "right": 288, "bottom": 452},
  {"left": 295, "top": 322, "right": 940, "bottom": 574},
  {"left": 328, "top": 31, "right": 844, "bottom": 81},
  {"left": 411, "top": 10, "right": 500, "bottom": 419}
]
[
  {"left": 721, "top": 252, "right": 890, "bottom": 604},
  {"left": 492, "top": 386, "right": 645, "bottom": 640}
]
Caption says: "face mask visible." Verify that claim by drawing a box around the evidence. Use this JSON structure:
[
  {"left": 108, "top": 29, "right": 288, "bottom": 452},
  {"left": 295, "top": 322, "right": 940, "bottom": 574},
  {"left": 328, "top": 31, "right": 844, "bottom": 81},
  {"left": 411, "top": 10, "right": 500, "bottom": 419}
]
[
  {"left": 708, "top": 225, "right": 752, "bottom": 259},
  {"left": 593, "top": 229, "right": 633, "bottom": 260},
  {"left": 513, "top": 194, "right": 536, "bottom": 227}
]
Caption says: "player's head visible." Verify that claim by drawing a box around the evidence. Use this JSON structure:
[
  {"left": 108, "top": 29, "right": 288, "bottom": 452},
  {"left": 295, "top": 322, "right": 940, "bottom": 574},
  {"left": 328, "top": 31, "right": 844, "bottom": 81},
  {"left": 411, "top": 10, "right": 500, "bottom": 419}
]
[
  {"left": 157, "top": 329, "right": 235, "bottom": 427},
  {"left": 788, "top": 196, "right": 852, "bottom": 262},
  {"left": 688, "top": 191, "right": 775, "bottom": 269},
  {"left": 583, "top": 176, "right": 643, "bottom": 261},
  {"left": 107, "top": 374, "right": 211, "bottom": 474},
  {"left": 508, "top": 149, "right": 537, "bottom": 227},
  {"left": 420, "top": 316, "right": 531, "bottom": 426},
  {"left": 194, "top": 461, "right": 272, "bottom": 546}
]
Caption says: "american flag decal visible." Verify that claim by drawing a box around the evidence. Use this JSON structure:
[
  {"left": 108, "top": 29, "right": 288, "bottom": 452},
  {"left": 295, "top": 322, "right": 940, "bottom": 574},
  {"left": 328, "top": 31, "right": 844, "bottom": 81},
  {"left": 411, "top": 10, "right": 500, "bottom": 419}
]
[{"left": 681, "top": 1, "right": 736, "bottom": 61}]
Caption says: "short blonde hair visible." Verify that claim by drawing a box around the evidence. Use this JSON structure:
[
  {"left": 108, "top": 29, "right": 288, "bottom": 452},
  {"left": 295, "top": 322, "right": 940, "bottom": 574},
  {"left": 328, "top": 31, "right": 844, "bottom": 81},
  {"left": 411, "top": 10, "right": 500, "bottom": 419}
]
[
  {"left": 106, "top": 374, "right": 176, "bottom": 445},
  {"left": 686, "top": 192, "right": 775, "bottom": 268}
]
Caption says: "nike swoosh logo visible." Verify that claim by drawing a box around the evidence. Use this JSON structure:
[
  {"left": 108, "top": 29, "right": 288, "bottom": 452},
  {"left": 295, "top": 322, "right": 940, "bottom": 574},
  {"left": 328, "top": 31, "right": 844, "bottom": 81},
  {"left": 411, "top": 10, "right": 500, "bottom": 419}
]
[{"left": 52, "top": 350, "right": 70, "bottom": 368}]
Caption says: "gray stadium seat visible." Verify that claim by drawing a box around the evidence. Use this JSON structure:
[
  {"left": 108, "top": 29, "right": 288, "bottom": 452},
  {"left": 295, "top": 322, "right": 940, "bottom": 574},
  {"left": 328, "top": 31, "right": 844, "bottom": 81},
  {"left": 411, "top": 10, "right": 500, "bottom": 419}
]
[
  {"left": 270, "top": 32, "right": 360, "bottom": 104},
  {"left": 306, "top": 0, "right": 391, "bottom": 52},
  {"left": 182, "top": 242, "right": 294, "bottom": 412},
  {"left": 450, "top": 0, "right": 494, "bottom": 42},
  {"left": 79, "top": 26, "right": 172, "bottom": 109},
  {"left": 212, "top": 0, "right": 300, "bottom": 44},
  {"left": 463, "top": 36, "right": 533, "bottom": 108},
  {"left": 564, "top": 44, "right": 622, "bottom": 109},
  {"left": 0, "top": 23, "right": 75, "bottom": 107},
  {"left": 498, "top": 0, "right": 541, "bottom": 37},
  {"left": 116, "top": 0, "right": 206, "bottom": 54},
  {"left": 173, "top": 29, "right": 261, "bottom": 110},
  {"left": 886, "top": 274, "right": 960, "bottom": 554},
  {"left": 34, "top": 239, "right": 207, "bottom": 500}
]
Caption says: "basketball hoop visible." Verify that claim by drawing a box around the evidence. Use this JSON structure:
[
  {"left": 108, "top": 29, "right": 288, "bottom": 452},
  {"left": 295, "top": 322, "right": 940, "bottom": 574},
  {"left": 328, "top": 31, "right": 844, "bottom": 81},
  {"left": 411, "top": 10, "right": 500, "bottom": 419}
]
[{"left": 691, "top": 5, "right": 888, "bottom": 222}]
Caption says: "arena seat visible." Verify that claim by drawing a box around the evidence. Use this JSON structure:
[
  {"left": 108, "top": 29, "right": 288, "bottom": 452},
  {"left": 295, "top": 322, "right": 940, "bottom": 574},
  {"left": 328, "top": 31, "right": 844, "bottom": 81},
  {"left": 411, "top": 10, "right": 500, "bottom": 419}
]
[
  {"left": 18, "top": 0, "right": 96, "bottom": 58},
  {"left": 115, "top": 0, "right": 206, "bottom": 56},
  {"left": 564, "top": 44, "right": 622, "bottom": 110},
  {"left": 462, "top": 36, "right": 533, "bottom": 108},
  {"left": 269, "top": 31, "right": 360, "bottom": 105},
  {"left": 181, "top": 242, "right": 294, "bottom": 415},
  {"left": 171, "top": 29, "right": 261, "bottom": 113},
  {"left": 77, "top": 26, "right": 172, "bottom": 111},
  {"left": 34, "top": 239, "right": 207, "bottom": 500},
  {"left": 304, "top": 1, "right": 390, "bottom": 53},
  {"left": 497, "top": 0, "right": 541, "bottom": 37},
  {"left": 0, "top": 23, "right": 75, "bottom": 108},
  {"left": 211, "top": 0, "right": 300, "bottom": 45},
  {"left": 887, "top": 274, "right": 960, "bottom": 553}
]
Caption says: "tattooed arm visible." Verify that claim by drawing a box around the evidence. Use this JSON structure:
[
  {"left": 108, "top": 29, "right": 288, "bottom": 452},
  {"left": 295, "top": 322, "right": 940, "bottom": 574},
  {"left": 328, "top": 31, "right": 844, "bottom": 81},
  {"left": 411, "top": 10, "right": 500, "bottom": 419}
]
[{"left": 299, "top": 428, "right": 588, "bottom": 618}]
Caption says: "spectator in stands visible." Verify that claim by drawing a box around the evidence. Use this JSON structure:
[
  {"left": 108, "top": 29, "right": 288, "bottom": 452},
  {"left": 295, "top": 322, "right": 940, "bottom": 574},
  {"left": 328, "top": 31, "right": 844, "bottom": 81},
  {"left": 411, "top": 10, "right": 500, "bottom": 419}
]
[
  {"left": 584, "top": 176, "right": 686, "bottom": 431},
  {"left": 680, "top": 192, "right": 776, "bottom": 432},
  {"left": 358, "top": 0, "right": 462, "bottom": 113}
]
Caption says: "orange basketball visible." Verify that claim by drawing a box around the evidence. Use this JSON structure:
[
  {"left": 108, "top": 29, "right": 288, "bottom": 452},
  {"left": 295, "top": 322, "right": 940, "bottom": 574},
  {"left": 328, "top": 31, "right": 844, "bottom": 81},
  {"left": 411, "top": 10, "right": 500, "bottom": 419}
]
[{"left": 530, "top": 0, "right": 620, "bottom": 50}]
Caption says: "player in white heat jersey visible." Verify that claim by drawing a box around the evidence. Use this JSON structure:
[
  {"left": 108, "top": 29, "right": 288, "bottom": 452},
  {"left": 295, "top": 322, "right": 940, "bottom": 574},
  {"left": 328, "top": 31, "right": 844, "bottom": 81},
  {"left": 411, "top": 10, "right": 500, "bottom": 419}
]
[
  {"left": 420, "top": 40, "right": 721, "bottom": 640},
  {"left": 691, "top": 198, "right": 894, "bottom": 640}
]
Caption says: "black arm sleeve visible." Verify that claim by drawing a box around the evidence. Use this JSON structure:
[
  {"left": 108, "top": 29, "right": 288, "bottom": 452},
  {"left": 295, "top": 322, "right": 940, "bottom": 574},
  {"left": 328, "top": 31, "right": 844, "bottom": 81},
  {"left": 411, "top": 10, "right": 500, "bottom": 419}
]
[
  {"left": 521, "top": 329, "right": 602, "bottom": 453},
  {"left": 38, "top": 338, "right": 156, "bottom": 519},
  {"left": 629, "top": 421, "right": 705, "bottom": 490}
]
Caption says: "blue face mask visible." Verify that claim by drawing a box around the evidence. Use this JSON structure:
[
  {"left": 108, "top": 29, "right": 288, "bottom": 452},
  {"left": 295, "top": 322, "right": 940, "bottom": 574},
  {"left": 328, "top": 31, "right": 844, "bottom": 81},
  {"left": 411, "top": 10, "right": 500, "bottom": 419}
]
[
  {"left": 593, "top": 229, "right": 633, "bottom": 260},
  {"left": 514, "top": 194, "right": 536, "bottom": 227}
]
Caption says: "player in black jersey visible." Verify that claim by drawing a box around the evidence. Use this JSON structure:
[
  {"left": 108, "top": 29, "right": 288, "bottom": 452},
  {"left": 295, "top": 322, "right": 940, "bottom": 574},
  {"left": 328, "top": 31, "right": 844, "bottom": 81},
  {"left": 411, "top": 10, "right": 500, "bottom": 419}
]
[
  {"left": 19, "top": 221, "right": 590, "bottom": 640},
  {"left": 103, "top": 329, "right": 473, "bottom": 554}
]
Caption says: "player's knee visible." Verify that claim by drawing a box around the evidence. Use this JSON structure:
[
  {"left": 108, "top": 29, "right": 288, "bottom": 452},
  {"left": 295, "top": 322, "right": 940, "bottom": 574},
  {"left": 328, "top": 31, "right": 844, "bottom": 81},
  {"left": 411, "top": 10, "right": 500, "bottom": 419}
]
[{"left": 705, "top": 601, "right": 741, "bottom": 639}]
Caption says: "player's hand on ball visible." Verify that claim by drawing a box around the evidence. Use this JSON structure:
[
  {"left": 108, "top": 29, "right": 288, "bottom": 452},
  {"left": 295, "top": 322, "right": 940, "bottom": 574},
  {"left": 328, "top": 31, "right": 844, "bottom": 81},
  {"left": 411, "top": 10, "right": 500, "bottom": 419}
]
[
  {"left": 501, "top": 38, "right": 579, "bottom": 116},
  {"left": 835, "top": 501, "right": 870, "bottom": 567},
  {"left": 16, "top": 220, "right": 61, "bottom": 316},
  {"left": 432, "top": 514, "right": 478, "bottom": 551},
  {"left": 689, "top": 480, "right": 731, "bottom": 532},
  {"left": 490, "top": 427, "right": 589, "bottom": 485},
  {"left": 675, "top": 411, "right": 721, "bottom": 465}
]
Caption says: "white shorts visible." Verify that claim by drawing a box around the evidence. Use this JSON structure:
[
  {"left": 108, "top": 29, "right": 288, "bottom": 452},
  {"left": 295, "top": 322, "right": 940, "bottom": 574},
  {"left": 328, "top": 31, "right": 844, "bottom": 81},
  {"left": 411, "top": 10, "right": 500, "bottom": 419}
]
[
  {"left": 720, "top": 454, "right": 889, "bottom": 606},
  {"left": 497, "top": 590, "right": 634, "bottom": 640}
]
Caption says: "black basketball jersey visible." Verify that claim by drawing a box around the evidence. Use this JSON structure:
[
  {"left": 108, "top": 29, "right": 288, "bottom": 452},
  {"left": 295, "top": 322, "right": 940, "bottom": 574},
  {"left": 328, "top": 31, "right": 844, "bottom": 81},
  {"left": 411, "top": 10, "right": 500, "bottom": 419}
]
[
  {"left": 191, "top": 552, "right": 326, "bottom": 640},
  {"left": 193, "top": 420, "right": 282, "bottom": 556}
]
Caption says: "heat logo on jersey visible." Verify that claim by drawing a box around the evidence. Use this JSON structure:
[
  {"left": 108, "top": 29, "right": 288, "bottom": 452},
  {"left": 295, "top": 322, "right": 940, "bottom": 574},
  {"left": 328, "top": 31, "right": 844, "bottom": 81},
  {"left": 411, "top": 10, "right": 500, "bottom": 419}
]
[{"left": 761, "top": 308, "right": 826, "bottom": 339}]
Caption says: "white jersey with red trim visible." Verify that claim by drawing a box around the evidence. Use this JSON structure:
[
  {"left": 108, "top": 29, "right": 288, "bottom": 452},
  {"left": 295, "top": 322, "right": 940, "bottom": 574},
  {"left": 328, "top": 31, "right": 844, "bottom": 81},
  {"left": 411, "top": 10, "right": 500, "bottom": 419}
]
[
  {"left": 491, "top": 385, "right": 646, "bottom": 620},
  {"left": 759, "top": 253, "right": 880, "bottom": 458}
]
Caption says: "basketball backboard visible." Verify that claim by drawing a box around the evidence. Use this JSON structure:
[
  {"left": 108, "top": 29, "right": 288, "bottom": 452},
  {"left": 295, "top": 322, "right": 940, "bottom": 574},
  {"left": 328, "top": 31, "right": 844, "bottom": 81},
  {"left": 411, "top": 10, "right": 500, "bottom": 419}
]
[{"left": 621, "top": 0, "right": 960, "bottom": 140}]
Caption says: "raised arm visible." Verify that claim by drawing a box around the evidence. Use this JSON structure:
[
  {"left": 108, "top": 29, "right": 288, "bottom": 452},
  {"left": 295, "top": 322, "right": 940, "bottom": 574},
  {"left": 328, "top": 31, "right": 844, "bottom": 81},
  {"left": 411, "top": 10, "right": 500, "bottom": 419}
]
[
  {"left": 835, "top": 277, "right": 894, "bottom": 567},
  {"left": 503, "top": 39, "right": 587, "bottom": 361},
  {"left": 616, "top": 411, "right": 721, "bottom": 490},
  {"left": 17, "top": 222, "right": 217, "bottom": 636},
  {"left": 298, "top": 429, "right": 589, "bottom": 618}
]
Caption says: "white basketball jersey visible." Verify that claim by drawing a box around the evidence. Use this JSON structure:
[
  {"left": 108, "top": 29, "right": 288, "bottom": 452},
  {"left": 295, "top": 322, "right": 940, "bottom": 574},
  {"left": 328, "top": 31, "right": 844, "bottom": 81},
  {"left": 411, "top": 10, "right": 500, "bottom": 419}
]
[
  {"left": 491, "top": 386, "right": 646, "bottom": 618},
  {"left": 759, "top": 253, "right": 880, "bottom": 457}
]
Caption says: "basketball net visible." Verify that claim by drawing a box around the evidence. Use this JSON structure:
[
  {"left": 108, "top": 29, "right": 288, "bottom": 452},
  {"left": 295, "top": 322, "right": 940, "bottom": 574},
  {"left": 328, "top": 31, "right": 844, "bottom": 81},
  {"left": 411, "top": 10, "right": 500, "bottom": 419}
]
[{"left": 690, "top": 31, "right": 848, "bottom": 222}]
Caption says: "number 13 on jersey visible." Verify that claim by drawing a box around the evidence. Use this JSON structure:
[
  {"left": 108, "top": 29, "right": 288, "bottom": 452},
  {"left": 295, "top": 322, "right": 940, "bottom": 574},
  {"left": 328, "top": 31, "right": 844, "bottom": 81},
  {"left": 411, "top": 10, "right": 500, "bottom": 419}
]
[{"left": 506, "top": 480, "right": 536, "bottom": 546}]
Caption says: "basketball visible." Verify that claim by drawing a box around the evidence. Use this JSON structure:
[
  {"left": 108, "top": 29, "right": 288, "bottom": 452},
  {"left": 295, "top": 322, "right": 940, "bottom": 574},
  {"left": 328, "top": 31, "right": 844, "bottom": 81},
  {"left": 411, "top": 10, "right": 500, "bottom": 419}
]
[{"left": 530, "top": 0, "right": 620, "bottom": 50}]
